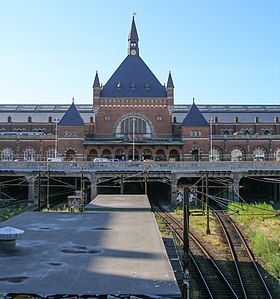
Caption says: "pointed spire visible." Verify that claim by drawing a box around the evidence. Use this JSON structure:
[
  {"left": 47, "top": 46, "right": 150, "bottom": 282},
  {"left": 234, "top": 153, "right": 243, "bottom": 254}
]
[
  {"left": 181, "top": 100, "right": 208, "bottom": 127},
  {"left": 93, "top": 71, "right": 100, "bottom": 88},
  {"left": 128, "top": 15, "right": 139, "bottom": 56},
  {"left": 167, "top": 71, "right": 174, "bottom": 88},
  {"left": 93, "top": 71, "right": 101, "bottom": 98}
]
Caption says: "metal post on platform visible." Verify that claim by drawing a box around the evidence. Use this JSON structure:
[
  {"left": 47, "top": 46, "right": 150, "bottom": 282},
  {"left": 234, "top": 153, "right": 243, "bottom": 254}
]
[
  {"left": 201, "top": 174, "right": 205, "bottom": 214},
  {"left": 120, "top": 174, "right": 124, "bottom": 194},
  {"left": 80, "top": 165, "right": 84, "bottom": 212},
  {"left": 144, "top": 170, "right": 148, "bottom": 195},
  {"left": 46, "top": 164, "right": 50, "bottom": 210},
  {"left": 206, "top": 173, "right": 210, "bottom": 234},
  {"left": 183, "top": 186, "right": 190, "bottom": 299},
  {"left": 38, "top": 172, "right": 41, "bottom": 211}
]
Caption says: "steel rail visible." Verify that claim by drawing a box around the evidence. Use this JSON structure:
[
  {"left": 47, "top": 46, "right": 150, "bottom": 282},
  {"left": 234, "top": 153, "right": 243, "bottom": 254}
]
[
  {"left": 215, "top": 211, "right": 248, "bottom": 299},
  {"left": 154, "top": 211, "right": 214, "bottom": 299},
  {"left": 155, "top": 209, "right": 239, "bottom": 299},
  {"left": 224, "top": 212, "right": 274, "bottom": 299}
]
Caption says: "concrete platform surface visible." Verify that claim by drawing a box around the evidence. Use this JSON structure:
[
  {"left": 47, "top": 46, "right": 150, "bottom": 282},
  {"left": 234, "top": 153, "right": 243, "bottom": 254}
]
[
  {"left": 0, "top": 211, "right": 181, "bottom": 297},
  {"left": 85, "top": 194, "right": 151, "bottom": 211}
]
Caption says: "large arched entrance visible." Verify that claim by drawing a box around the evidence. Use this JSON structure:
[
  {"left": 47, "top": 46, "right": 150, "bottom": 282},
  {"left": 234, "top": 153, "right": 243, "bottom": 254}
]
[
  {"left": 87, "top": 149, "right": 98, "bottom": 161},
  {"left": 128, "top": 149, "right": 139, "bottom": 161}
]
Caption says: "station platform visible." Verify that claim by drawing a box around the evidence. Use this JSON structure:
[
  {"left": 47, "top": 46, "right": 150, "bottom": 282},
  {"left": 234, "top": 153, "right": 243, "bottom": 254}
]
[
  {"left": 0, "top": 210, "right": 181, "bottom": 298},
  {"left": 85, "top": 194, "right": 151, "bottom": 211}
]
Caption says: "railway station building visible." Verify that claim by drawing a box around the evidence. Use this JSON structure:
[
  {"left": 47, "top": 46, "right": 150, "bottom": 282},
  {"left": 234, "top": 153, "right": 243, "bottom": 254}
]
[{"left": 0, "top": 16, "right": 280, "bottom": 163}]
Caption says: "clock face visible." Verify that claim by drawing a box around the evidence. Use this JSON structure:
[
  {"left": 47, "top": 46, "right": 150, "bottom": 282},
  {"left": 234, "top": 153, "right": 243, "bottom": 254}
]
[{"left": 131, "top": 49, "right": 136, "bottom": 55}]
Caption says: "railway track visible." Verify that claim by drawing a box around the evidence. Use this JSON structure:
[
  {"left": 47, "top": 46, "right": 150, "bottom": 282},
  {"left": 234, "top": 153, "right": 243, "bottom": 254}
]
[
  {"left": 154, "top": 208, "right": 240, "bottom": 298},
  {"left": 154, "top": 206, "right": 275, "bottom": 298},
  {"left": 214, "top": 211, "right": 273, "bottom": 299}
]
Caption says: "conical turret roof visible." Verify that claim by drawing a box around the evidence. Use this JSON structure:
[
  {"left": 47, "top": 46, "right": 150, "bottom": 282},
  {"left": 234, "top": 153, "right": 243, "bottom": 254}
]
[
  {"left": 59, "top": 101, "right": 84, "bottom": 126},
  {"left": 181, "top": 99, "right": 208, "bottom": 126}
]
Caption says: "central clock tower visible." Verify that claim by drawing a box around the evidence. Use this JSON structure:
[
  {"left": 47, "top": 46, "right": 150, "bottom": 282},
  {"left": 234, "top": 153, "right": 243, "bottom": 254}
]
[{"left": 128, "top": 16, "right": 139, "bottom": 56}]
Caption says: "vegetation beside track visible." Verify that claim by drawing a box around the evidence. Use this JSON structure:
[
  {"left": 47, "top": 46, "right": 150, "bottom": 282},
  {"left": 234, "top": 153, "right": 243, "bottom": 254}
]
[
  {"left": 228, "top": 202, "right": 280, "bottom": 279},
  {"left": 173, "top": 202, "right": 280, "bottom": 280},
  {"left": 0, "top": 205, "right": 32, "bottom": 222}
]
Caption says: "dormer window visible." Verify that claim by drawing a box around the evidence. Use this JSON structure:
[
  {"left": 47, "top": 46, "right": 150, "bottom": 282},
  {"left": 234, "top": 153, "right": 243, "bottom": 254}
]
[
  {"left": 130, "top": 81, "right": 136, "bottom": 91},
  {"left": 145, "top": 83, "right": 150, "bottom": 91},
  {"left": 28, "top": 116, "right": 32, "bottom": 123},
  {"left": 116, "top": 82, "right": 122, "bottom": 90}
]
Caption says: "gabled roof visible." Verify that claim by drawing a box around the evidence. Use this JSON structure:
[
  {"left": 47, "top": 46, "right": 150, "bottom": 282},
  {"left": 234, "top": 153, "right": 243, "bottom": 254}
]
[
  {"left": 59, "top": 102, "right": 85, "bottom": 126},
  {"left": 100, "top": 55, "right": 167, "bottom": 98},
  {"left": 181, "top": 100, "right": 208, "bottom": 126}
]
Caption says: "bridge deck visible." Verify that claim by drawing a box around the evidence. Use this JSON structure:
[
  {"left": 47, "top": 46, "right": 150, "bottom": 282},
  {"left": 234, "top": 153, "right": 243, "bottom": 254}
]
[{"left": 0, "top": 210, "right": 181, "bottom": 297}]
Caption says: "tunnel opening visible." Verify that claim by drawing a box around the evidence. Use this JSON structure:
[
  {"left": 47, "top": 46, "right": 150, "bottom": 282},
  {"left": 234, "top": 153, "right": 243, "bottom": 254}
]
[{"left": 240, "top": 176, "right": 280, "bottom": 203}]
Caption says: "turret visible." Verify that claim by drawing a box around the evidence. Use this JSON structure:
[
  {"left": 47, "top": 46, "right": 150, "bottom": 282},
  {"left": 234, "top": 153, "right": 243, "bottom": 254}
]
[
  {"left": 166, "top": 71, "right": 174, "bottom": 98},
  {"left": 92, "top": 71, "right": 101, "bottom": 99}
]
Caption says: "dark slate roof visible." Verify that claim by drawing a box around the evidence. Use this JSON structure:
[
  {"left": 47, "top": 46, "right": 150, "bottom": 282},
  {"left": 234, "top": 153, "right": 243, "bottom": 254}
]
[
  {"left": 128, "top": 16, "right": 139, "bottom": 43},
  {"left": 100, "top": 55, "right": 167, "bottom": 98},
  {"left": 58, "top": 102, "right": 85, "bottom": 126},
  {"left": 92, "top": 71, "right": 100, "bottom": 88},
  {"left": 181, "top": 102, "right": 208, "bottom": 126},
  {"left": 167, "top": 71, "right": 174, "bottom": 88}
]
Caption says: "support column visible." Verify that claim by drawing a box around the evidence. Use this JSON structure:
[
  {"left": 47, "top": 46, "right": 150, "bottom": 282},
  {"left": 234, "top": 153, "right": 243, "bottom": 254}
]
[
  {"left": 26, "top": 176, "right": 36, "bottom": 205},
  {"left": 170, "top": 173, "right": 178, "bottom": 204},
  {"left": 90, "top": 174, "right": 98, "bottom": 200},
  {"left": 232, "top": 174, "right": 242, "bottom": 201}
]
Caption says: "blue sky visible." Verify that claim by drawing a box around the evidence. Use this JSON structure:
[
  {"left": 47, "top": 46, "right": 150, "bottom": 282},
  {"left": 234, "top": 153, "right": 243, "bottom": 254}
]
[{"left": 0, "top": 0, "right": 279, "bottom": 105}]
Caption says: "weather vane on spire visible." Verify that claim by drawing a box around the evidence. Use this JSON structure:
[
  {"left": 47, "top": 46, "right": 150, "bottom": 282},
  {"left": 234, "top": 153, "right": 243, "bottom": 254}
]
[{"left": 133, "top": 11, "right": 137, "bottom": 16}]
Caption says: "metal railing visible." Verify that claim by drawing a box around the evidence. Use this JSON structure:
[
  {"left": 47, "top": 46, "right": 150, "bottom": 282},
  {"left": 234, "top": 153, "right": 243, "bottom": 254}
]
[{"left": 1, "top": 160, "right": 280, "bottom": 174}]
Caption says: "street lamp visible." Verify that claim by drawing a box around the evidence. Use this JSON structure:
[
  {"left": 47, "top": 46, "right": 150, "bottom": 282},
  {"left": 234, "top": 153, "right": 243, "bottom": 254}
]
[
  {"left": 209, "top": 117, "right": 214, "bottom": 161},
  {"left": 132, "top": 116, "right": 136, "bottom": 160},
  {"left": 53, "top": 118, "right": 60, "bottom": 158}
]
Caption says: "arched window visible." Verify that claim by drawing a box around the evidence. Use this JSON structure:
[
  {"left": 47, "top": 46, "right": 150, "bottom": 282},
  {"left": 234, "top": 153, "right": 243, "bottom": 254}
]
[
  {"left": 115, "top": 149, "right": 126, "bottom": 161},
  {"left": 142, "top": 149, "right": 153, "bottom": 160},
  {"left": 1, "top": 148, "right": 14, "bottom": 161},
  {"left": 275, "top": 149, "right": 280, "bottom": 161},
  {"left": 169, "top": 149, "right": 180, "bottom": 161},
  {"left": 155, "top": 149, "right": 166, "bottom": 161},
  {"left": 191, "top": 149, "right": 200, "bottom": 161},
  {"left": 46, "top": 148, "right": 56, "bottom": 160},
  {"left": 128, "top": 149, "right": 139, "bottom": 161},
  {"left": 65, "top": 149, "right": 76, "bottom": 161},
  {"left": 223, "top": 129, "right": 230, "bottom": 135},
  {"left": 253, "top": 147, "right": 266, "bottom": 161},
  {"left": 209, "top": 148, "right": 221, "bottom": 161},
  {"left": 231, "top": 148, "right": 243, "bottom": 161},
  {"left": 87, "top": 149, "right": 98, "bottom": 161},
  {"left": 23, "top": 148, "right": 37, "bottom": 161},
  {"left": 115, "top": 116, "right": 151, "bottom": 140},
  {"left": 101, "top": 149, "right": 111, "bottom": 159}
]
